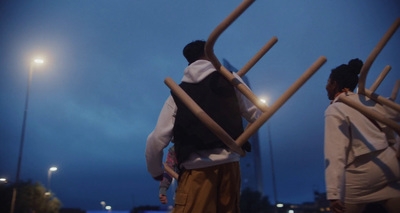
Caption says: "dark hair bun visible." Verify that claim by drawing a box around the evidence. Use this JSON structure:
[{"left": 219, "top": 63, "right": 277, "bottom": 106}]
[{"left": 348, "top": 58, "right": 363, "bottom": 75}]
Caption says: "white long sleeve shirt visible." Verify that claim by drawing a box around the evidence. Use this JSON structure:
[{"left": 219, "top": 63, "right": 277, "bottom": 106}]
[
  {"left": 324, "top": 91, "right": 400, "bottom": 201},
  {"left": 146, "top": 60, "right": 261, "bottom": 178}
]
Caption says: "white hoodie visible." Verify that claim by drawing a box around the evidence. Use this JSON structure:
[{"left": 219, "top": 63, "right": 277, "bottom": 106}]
[{"left": 145, "top": 60, "right": 261, "bottom": 178}]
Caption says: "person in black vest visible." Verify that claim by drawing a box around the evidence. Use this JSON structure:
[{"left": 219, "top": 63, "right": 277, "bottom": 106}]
[{"left": 146, "top": 40, "right": 261, "bottom": 213}]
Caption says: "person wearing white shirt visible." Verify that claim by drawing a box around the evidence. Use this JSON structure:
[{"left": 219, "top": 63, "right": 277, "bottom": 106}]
[
  {"left": 146, "top": 40, "right": 260, "bottom": 212},
  {"left": 324, "top": 58, "right": 400, "bottom": 213}
]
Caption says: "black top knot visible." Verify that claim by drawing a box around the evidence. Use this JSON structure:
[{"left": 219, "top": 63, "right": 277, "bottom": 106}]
[{"left": 348, "top": 58, "right": 363, "bottom": 75}]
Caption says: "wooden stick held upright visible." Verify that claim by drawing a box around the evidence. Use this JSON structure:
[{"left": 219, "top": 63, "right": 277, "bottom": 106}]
[
  {"left": 369, "top": 65, "right": 391, "bottom": 93},
  {"left": 205, "top": 0, "right": 270, "bottom": 112},
  {"left": 236, "top": 56, "right": 327, "bottom": 146},
  {"left": 237, "top": 37, "right": 278, "bottom": 77},
  {"left": 358, "top": 18, "right": 400, "bottom": 94},
  {"left": 390, "top": 80, "right": 400, "bottom": 101}
]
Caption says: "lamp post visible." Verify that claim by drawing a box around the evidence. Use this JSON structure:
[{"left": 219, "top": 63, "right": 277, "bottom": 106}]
[
  {"left": 47, "top": 167, "right": 57, "bottom": 193},
  {"left": 10, "top": 58, "right": 44, "bottom": 213},
  {"left": 268, "top": 122, "right": 279, "bottom": 213},
  {"left": 260, "top": 98, "right": 278, "bottom": 212},
  {"left": 100, "top": 201, "right": 106, "bottom": 210}
]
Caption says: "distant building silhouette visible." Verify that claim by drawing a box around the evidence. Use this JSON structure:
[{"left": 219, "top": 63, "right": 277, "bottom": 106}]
[{"left": 223, "top": 59, "right": 264, "bottom": 195}]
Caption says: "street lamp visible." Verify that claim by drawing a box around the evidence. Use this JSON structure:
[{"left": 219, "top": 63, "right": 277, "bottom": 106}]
[
  {"left": 0, "top": 178, "right": 7, "bottom": 183},
  {"left": 47, "top": 167, "right": 57, "bottom": 193},
  {"left": 10, "top": 58, "right": 44, "bottom": 213},
  {"left": 260, "top": 98, "right": 278, "bottom": 212}
]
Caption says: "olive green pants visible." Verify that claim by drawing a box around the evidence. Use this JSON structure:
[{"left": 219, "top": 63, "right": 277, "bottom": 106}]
[{"left": 172, "top": 162, "right": 241, "bottom": 213}]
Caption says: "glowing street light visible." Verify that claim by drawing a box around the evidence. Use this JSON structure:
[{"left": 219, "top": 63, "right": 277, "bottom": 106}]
[
  {"left": 47, "top": 167, "right": 58, "bottom": 193},
  {"left": 34, "top": 59, "right": 44, "bottom": 64},
  {"left": 100, "top": 201, "right": 106, "bottom": 209},
  {"left": 0, "top": 178, "right": 7, "bottom": 183},
  {"left": 260, "top": 98, "right": 268, "bottom": 105},
  {"left": 10, "top": 58, "right": 45, "bottom": 213}
]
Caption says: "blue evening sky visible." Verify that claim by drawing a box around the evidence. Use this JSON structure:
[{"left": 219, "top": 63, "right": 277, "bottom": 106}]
[{"left": 1, "top": 0, "right": 399, "bottom": 211}]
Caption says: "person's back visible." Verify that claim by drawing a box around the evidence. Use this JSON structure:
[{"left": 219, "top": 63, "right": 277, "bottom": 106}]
[
  {"left": 326, "top": 92, "right": 394, "bottom": 160},
  {"left": 146, "top": 40, "right": 260, "bottom": 213},
  {"left": 324, "top": 58, "right": 400, "bottom": 213},
  {"left": 172, "top": 70, "right": 245, "bottom": 168}
]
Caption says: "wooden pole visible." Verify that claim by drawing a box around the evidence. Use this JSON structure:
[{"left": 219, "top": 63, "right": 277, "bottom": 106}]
[
  {"left": 358, "top": 18, "right": 400, "bottom": 94},
  {"left": 237, "top": 37, "right": 278, "bottom": 77},
  {"left": 369, "top": 65, "right": 391, "bottom": 92},
  {"left": 235, "top": 56, "right": 327, "bottom": 146},
  {"left": 390, "top": 80, "right": 400, "bottom": 101},
  {"left": 205, "top": 0, "right": 270, "bottom": 112}
]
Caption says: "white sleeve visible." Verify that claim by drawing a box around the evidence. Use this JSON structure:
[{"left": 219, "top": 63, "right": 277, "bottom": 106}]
[
  {"left": 232, "top": 72, "right": 262, "bottom": 123},
  {"left": 145, "top": 96, "right": 176, "bottom": 178},
  {"left": 324, "top": 107, "right": 349, "bottom": 201}
]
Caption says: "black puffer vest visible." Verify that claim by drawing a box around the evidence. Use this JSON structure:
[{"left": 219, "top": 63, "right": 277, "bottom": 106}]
[{"left": 172, "top": 71, "right": 245, "bottom": 167}]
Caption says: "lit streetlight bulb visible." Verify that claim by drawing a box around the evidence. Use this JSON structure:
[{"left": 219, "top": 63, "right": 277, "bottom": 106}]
[{"left": 34, "top": 59, "right": 44, "bottom": 64}]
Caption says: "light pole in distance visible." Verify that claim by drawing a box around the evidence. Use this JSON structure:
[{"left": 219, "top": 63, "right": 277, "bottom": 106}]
[
  {"left": 47, "top": 166, "right": 57, "bottom": 193},
  {"left": 10, "top": 58, "right": 44, "bottom": 213}
]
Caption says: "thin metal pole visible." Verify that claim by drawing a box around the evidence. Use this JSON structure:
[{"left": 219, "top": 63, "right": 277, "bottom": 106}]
[
  {"left": 268, "top": 122, "right": 278, "bottom": 210},
  {"left": 47, "top": 170, "right": 51, "bottom": 192},
  {"left": 10, "top": 64, "right": 33, "bottom": 213}
]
